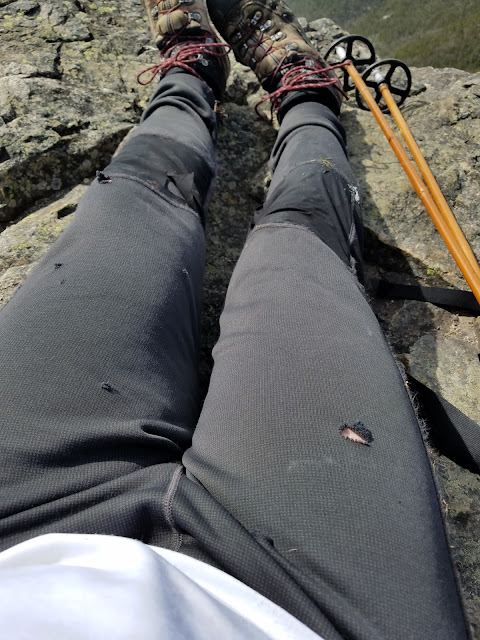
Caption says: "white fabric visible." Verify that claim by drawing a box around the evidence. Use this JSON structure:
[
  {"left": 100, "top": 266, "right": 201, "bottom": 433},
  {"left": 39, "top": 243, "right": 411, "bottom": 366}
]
[{"left": 0, "top": 533, "right": 324, "bottom": 640}]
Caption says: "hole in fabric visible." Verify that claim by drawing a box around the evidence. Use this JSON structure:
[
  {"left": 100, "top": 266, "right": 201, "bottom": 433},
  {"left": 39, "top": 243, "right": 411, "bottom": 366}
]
[
  {"left": 340, "top": 421, "right": 373, "bottom": 446},
  {"left": 96, "top": 171, "right": 112, "bottom": 184}
]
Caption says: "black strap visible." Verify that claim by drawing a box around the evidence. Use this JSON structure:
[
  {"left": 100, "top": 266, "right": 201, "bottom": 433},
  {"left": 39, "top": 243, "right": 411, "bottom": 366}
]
[
  {"left": 409, "top": 377, "right": 480, "bottom": 475},
  {"left": 375, "top": 279, "right": 480, "bottom": 313},
  {"left": 372, "top": 279, "right": 480, "bottom": 473}
]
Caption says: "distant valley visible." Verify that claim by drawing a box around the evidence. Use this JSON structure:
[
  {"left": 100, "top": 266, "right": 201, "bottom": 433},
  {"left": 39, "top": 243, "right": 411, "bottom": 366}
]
[{"left": 288, "top": 0, "right": 480, "bottom": 72}]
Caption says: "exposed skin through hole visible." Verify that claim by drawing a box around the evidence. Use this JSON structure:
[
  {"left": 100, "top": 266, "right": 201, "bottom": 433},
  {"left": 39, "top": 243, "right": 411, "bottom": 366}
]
[{"left": 339, "top": 421, "right": 373, "bottom": 446}]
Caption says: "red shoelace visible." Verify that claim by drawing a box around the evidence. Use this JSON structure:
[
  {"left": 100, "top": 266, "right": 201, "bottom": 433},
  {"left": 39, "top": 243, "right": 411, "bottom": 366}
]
[
  {"left": 255, "top": 57, "right": 349, "bottom": 121},
  {"left": 137, "top": 30, "right": 230, "bottom": 86}
]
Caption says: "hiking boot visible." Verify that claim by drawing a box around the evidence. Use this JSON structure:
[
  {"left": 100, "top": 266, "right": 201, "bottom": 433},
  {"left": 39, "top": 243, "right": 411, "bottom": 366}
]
[
  {"left": 139, "top": 0, "right": 231, "bottom": 98},
  {"left": 207, "top": 0, "right": 344, "bottom": 115}
]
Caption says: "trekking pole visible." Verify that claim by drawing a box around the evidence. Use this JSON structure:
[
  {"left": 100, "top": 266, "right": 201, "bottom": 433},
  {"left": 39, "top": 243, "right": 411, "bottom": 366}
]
[
  {"left": 361, "top": 60, "right": 480, "bottom": 278},
  {"left": 325, "top": 38, "right": 480, "bottom": 305}
]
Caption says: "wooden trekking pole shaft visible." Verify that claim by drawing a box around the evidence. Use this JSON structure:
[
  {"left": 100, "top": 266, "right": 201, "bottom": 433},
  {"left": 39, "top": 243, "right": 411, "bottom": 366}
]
[
  {"left": 379, "top": 82, "right": 480, "bottom": 277},
  {"left": 342, "top": 60, "right": 480, "bottom": 305}
]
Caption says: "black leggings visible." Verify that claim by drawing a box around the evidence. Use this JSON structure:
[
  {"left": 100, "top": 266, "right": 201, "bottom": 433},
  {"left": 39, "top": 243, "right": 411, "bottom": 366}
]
[{"left": 0, "top": 70, "right": 468, "bottom": 639}]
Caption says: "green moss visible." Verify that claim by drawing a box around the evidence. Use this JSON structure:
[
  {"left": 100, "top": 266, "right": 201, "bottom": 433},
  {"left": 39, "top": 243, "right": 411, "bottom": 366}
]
[
  {"left": 11, "top": 243, "right": 29, "bottom": 251},
  {"left": 40, "top": 26, "right": 58, "bottom": 40}
]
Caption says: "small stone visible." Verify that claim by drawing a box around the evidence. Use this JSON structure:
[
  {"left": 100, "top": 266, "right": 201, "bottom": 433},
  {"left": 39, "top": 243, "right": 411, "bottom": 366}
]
[{"left": 297, "top": 16, "right": 308, "bottom": 30}]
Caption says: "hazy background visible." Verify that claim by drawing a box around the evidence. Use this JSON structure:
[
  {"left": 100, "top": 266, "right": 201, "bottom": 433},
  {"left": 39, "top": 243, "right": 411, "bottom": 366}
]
[{"left": 288, "top": 0, "right": 479, "bottom": 72}]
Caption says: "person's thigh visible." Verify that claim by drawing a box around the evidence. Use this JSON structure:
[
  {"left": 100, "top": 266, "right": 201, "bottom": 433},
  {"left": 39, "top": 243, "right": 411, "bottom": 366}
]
[{"left": 183, "top": 223, "right": 468, "bottom": 639}]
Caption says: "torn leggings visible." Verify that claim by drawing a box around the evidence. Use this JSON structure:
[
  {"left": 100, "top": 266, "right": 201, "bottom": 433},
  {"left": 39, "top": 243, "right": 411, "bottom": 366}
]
[{"left": 0, "top": 69, "right": 469, "bottom": 640}]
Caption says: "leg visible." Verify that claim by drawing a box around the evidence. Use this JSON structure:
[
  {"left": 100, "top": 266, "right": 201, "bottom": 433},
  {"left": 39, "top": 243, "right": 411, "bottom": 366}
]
[
  {"left": 255, "top": 99, "right": 363, "bottom": 278},
  {"left": 183, "top": 99, "right": 469, "bottom": 638},
  {"left": 0, "top": 70, "right": 217, "bottom": 550}
]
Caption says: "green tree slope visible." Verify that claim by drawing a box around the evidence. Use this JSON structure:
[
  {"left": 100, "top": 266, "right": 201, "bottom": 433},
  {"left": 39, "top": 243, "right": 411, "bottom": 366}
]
[
  {"left": 287, "top": 0, "right": 383, "bottom": 25},
  {"left": 287, "top": 0, "right": 480, "bottom": 72},
  {"left": 350, "top": 0, "right": 480, "bottom": 72}
]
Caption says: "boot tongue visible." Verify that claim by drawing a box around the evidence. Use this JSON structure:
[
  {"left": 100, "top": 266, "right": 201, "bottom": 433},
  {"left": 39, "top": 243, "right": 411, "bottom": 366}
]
[
  {"left": 165, "top": 37, "right": 229, "bottom": 99},
  {"left": 261, "top": 55, "right": 343, "bottom": 119},
  {"left": 261, "top": 52, "right": 316, "bottom": 92},
  {"left": 157, "top": 25, "right": 212, "bottom": 51},
  {"left": 259, "top": 50, "right": 299, "bottom": 92}
]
